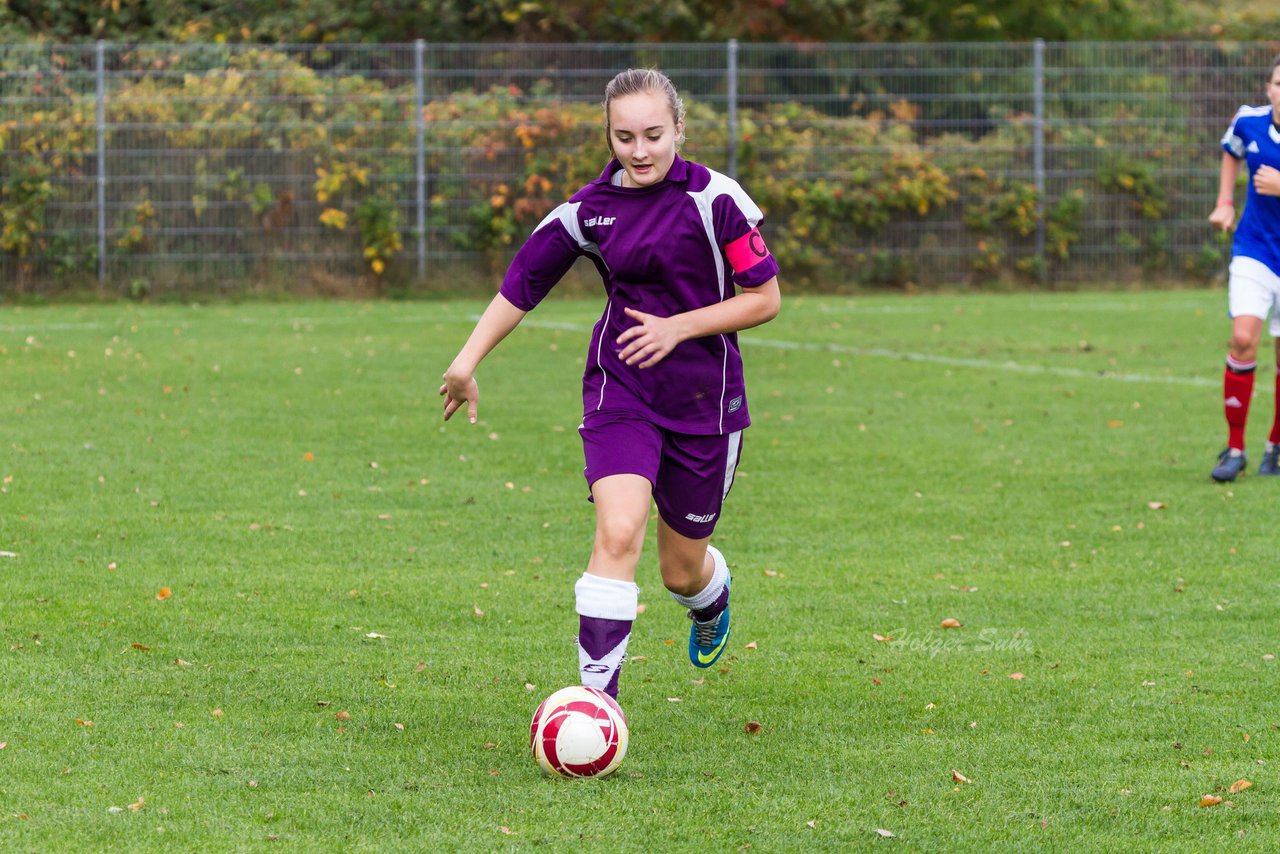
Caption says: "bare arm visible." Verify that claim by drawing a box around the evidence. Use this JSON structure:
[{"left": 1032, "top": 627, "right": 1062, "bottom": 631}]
[
  {"left": 438, "top": 292, "right": 528, "bottom": 422},
  {"left": 1209, "top": 152, "right": 1240, "bottom": 231},
  {"left": 616, "top": 276, "right": 781, "bottom": 369}
]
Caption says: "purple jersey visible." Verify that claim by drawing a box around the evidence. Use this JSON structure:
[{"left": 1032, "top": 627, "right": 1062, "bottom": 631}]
[{"left": 500, "top": 155, "right": 780, "bottom": 435}]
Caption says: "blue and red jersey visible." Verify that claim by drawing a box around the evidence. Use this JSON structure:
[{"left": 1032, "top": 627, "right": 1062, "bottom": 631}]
[
  {"left": 500, "top": 155, "right": 780, "bottom": 435},
  {"left": 1222, "top": 105, "right": 1280, "bottom": 274}
]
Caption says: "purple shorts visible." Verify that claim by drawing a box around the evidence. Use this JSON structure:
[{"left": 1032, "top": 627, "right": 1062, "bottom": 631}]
[{"left": 579, "top": 410, "right": 743, "bottom": 539}]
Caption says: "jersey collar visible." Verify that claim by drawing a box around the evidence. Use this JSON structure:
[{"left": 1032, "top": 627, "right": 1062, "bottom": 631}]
[{"left": 598, "top": 154, "right": 690, "bottom": 187}]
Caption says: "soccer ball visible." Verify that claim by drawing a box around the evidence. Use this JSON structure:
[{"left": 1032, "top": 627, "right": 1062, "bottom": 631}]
[{"left": 529, "top": 685, "right": 629, "bottom": 778}]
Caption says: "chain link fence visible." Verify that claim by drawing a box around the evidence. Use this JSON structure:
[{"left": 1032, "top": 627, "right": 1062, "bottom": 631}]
[{"left": 1, "top": 40, "right": 1277, "bottom": 293}]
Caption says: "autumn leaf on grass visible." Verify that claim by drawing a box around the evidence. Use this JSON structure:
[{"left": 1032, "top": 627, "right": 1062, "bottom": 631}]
[
  {"left": 130, "top": 643, "right": 151, "bottom": 652},
  {"left": 744, "top": 721, "right": 763, "bottom": 734},
  {"left": 156, "top": 587, "right": 172, "bottom": 600},
  {"left": 75, "top": 719, "right": 93, "bottom": 727},
  {"left": 1008, "top": 672, "right": 1025, "bottom": 681},
  {"left": 335, "top": 711, "right": 351, "bottom": 721},
  {"left": 941, "top": 618, "right": 962, "bottom": 629},
  {"left": 1229, "top": 779, "right": 1253, "bottom": 794},
  {"left": 875, "top": 828, "right": 896, "bottom": 838},
  {"left": 128, "top": 796, "right": 144, "bottom": 812},
  {"left": 872, "top": 633, "right": 894, "bottom": 642},
  {"left": 1147, "top": 501, "right": 1167, "bottom": 510},
  {"left": 1200, "top": 794, "right": 1223, "bottom": 807},
  {"left": 951, "top": 769, "right": 972, "bottom": 784}
]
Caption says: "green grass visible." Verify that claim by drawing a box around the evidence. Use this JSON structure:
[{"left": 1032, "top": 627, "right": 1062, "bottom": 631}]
[{"left": 2, "top": 289, "right": 1277, "bottom": 851}]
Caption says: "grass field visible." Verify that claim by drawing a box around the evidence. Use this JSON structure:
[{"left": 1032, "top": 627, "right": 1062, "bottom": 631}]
[{"left": 2, "top": 288, "right": 1278, "bottom": 851}]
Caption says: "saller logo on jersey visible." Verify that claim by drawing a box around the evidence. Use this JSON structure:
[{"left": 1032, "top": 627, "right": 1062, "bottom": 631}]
[
  {"left": 584, "top": 216, "right": 616, "bottom": 227},
  {"left": 685, "top": 512, "right": 717, "bottom": 523}
]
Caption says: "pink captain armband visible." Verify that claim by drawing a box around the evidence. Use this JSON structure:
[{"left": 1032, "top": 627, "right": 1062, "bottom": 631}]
[{"left": 725, "top": 227, "right": 772, "bottom": 274}]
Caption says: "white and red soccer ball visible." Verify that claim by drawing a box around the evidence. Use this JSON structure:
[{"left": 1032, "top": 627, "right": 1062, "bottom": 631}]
[{"left": 529, "top": 685, "right": 629, "bottom": 778}]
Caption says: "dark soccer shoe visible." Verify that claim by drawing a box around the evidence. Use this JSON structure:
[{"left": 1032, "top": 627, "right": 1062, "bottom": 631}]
[
  {"left": 1211, "top": 448, "right": 1247, "bottom": 482},
  {"left": 1260, "top": 445, "right": 1280, "bottom": 476}
]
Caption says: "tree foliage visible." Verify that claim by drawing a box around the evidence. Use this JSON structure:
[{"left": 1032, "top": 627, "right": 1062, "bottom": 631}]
[{"left": 0, "top": 0, "right": 1210, "bottom": 45}]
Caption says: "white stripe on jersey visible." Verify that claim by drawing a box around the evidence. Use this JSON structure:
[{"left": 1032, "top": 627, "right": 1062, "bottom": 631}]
[
  {"left": 534, "top": 201, "right": 607, "bottom": 270},
  {"left": 685, "top": 168, "right": 764, "bottom": 432}
]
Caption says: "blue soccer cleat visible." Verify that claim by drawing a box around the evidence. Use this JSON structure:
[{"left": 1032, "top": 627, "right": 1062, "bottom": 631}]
[
  {"left": 688, "top": 578, "right": 731, "bottom": 669},
  {"left": 1211, "top": 448, "right": 1247, "bottom": 482},
  {"left": 1260, "top": 444, "right": 1280, "bottom": 476}
]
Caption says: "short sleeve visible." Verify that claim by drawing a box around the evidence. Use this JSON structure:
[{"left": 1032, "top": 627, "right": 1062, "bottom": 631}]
[
  {"left": 712, "top": 192, "right": 780, "bottom": 288},
  {"left": 1222, "top": 105, "right": 1249, "bottom": 159},
  {"left": 499, "top": 203, "right": 587, "bottom": 311}
]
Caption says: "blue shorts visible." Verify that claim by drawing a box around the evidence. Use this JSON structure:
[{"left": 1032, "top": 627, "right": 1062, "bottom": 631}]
[{"left": 579, "top": 410, "right": 743, "bottom": 539}]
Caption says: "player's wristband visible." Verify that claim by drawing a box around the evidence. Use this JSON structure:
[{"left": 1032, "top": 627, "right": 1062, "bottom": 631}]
[{"left": 1216, "top": 198, "right": 1235, "bottom": 207}]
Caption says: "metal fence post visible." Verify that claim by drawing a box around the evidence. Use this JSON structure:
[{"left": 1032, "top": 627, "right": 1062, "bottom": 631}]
[
  {"left": 414, "top": 39, "right": 427, "bottom": 282},
  {"left": 1033, "top": 38, "right": 1046, "bottom": 283},
  {"left": 726, "top": 39, "right": 738, "bottom": 180},
  {"left": 95, "top": 40, "right": 107, "bottom": 284}
]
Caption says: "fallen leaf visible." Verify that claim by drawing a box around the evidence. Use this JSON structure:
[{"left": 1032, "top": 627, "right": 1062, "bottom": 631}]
[
  {"left": 667, "top": 697, "right": 683, "bottom": 702},
  {"left": 174, "top": 658, "right": 192, "bottom": 666},
  {"left": 488, "top": 769, "right": 500, "bottom": 776},
  {"left": 744, "top": 721, "right": 763, "bottom": 734},
  {"left": 303, "top": 452, "right": 315, "bottom": 461},
  {"left": 1200, "top": 794, "right": 1223, "bottom": 807},
  {"left": 210, "top": 709, "right": 223, "bottom": 717},
  {"left": 1107, "top": 420, "right": 1124, "bottom": 428},
  {"left": 394, "top": 722, "right": 405, "bottom": 731},
  {"left": 805, "top": 820, "right": 817, "bottom": 828},
  {"left": 1147, "top": 501, "right": 1167, "bottom": 510},
  {"left": 107, "top": 806, "right": 124, "bottom": 814},
  {"left": 951, "top": 769, "right": 971, "bottom": 784},
  {"left": 635, "top": 603, "right": 647, "bottom": 614},
  {"left": 415, "top": 661, "right": 427, "bottom": 672},
  {"left": 499, "top": 826, "right": 513, "bottom": 835},
  {"left": 130, "top": 643, "right": 151, "bottom": 652},
  {"left": 128, "top": 796, "right": 144, "bottom": 812},
  {"left": 1244, "top": 732, "right": 1251, "bottom": 743},
  {"left": 1009, "top": 672, "right": 1025, "bottom": 680},
  {"left": 875, "top": 828, "right": 895, "bottom": 838},
  {"left": 691, "top": 677, "right": 705, "bottom": 685},
  {"left": 1229, "top": 779, "right": 1253, "bottom": 794},
  {"left": 483, "top": 742, "right": 497, "bottom": 749},
  {"left": 156, "top": 587, "right": 172, "bottom": 600},
  {"left": 365, "top": 632, "right": 387, "bottom": 639},
  {"left": 764, "top": 569, "right": 778, "bottom": 577},
  {"left": 873, "top": 633, "right": 893, "bottom": 642},
  {"left": 941, "top": 618, "right": 962, "bottom": 629},
  {"left": 473, "top": 607, "right": 485, "bottom": 618},
  {"left": 524, "top": 683, "right": 536, "bottom": 692},
  {"left": 744, "top": 641, "right": 758, "bottom": 650},
  {"left": 335, "top": 711, "right": 351, "bottom": 721},
  {"left": 0, "top": 742, "right": 7, "bottom": 749},
  {"left": 75, "top": 719, "right": 93, "bottom": 727}
]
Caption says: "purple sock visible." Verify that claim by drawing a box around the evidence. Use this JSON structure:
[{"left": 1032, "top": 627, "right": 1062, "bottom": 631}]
[{"left": 578, "top": 615, "right": 632, "bottom": 699}]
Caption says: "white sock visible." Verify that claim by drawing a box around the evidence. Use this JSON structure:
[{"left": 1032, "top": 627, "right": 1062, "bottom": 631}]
[{"left": 670, "top": 545, "right": 729, "bottom": 612}]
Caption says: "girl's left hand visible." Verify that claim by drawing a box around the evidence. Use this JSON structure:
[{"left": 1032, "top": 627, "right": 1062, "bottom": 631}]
[
  {"left": 1255, "top": 164, "right": 1280, "bottom": 197},
  {"left": 616, "top": 307, "right": 683, "bottom": 368}
]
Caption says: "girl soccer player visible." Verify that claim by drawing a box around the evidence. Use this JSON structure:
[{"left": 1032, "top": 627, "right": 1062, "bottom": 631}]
[
  {"left": 439, "top": 69, "right": 781, "bottom": 698},
  {"left": 1209, "top": 54, "right": 1280, "bottom": 481}
]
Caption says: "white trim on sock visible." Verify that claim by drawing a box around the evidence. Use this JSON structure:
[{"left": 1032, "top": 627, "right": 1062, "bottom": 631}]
[
  {"left": 575, "top": 572, "right": 639, "bottom": 620},
  {"left": 670, "top": 545, "right": 729, "bottom": 610}
]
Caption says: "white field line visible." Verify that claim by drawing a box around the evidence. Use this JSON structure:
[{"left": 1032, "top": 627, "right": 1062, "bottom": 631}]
[
  {"left": 2, "top": 312, "right": 1220, "bottom": 390},
  {"left": 512, "top": 317, "right": 1221, "bottom": 390}
]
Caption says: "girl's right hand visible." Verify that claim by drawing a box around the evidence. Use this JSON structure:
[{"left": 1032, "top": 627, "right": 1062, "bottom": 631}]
[
  {"left": 439, "top": 370, "right": 479, "bottom": 423},
  {"left": 1208, "top": 203, "right": 1235, "bottom": 232}
]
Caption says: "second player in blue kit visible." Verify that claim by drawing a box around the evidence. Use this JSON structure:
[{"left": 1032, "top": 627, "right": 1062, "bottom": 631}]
[{"left": 440, "top": 69, "right": 781, "bottom": 698}]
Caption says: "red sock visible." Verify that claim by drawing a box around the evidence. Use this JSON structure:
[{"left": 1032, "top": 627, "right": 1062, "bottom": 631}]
[
  {"left": 1224, "top": 359, "right": 1256, "bottom": 451},
  {"left": 1271, "top": 369, "right": 1280, "bottom": 445}
]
